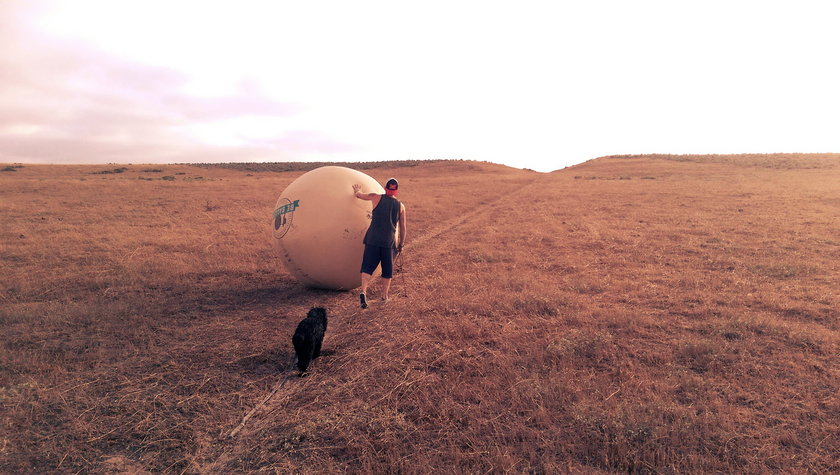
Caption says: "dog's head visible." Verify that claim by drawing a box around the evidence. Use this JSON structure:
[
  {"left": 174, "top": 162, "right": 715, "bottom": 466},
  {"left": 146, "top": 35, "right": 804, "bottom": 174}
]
[{"left": 307, "top": 307, "right": 327, "bottom": 328}]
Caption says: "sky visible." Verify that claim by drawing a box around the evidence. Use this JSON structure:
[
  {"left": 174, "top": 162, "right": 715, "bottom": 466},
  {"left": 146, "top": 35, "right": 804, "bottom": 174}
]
[{"left": 2, "top": 1, "right": 839, "bottom": 172}]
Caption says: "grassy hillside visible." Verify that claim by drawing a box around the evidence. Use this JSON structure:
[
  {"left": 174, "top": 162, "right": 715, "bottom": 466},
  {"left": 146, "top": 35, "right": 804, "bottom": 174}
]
[{"left": 1, "top": 156, "right": 838, "bottom": 473}]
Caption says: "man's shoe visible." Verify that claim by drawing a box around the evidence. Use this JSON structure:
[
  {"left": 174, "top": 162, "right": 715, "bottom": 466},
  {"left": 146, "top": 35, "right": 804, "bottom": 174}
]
[{"left": 360, "top": 292, "right": 368, "bottom": 309}]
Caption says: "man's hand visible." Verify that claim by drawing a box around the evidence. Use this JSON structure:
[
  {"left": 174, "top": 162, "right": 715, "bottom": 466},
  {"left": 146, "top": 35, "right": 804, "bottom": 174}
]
[{"left": 352, "top": 184, "right": 361, "bottom": 194}]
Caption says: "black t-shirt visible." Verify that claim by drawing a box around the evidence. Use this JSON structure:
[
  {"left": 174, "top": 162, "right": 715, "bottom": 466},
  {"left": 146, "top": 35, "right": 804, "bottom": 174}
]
[{"left": 363, "top": 195, "right": 400, "bottom": 248}]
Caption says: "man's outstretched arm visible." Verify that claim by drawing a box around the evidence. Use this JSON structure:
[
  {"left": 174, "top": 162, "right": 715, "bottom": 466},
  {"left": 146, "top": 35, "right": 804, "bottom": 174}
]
[{"left": 352, "top": 184, "right": 378, "bottom": 201}]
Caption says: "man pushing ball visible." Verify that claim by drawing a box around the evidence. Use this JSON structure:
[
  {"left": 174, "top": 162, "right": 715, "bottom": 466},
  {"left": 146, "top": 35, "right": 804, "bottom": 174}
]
[{"left": 352, "top": 178, "right": 407, "bottom": 308}]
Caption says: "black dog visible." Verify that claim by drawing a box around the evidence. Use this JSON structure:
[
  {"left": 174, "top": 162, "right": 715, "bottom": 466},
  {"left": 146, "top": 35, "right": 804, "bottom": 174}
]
[{"left": 292, "top": 307, "right": 328, "bottom": 376}]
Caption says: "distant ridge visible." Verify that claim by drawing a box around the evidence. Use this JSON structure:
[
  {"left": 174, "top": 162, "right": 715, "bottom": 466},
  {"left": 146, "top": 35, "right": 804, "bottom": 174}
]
[
  {"left": 588, "top": 153, "right": 840, "bottom": 170},
  {"left": 190, "top": 159, "right": 449, "bottom": 173},
  {"left": 600, "top": 153, "right": 840, "bottom": 160}
]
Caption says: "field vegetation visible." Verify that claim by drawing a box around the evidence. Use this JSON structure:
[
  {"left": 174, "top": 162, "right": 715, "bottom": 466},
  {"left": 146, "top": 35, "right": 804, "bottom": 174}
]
[{"left": 1, "top": 155, "right": 838, "bottom": 473}]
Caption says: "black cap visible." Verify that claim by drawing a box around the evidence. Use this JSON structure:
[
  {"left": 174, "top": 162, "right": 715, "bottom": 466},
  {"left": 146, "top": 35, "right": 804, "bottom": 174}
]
[{"left": 385, "top": 178, "right": 398, "bottom": 190}]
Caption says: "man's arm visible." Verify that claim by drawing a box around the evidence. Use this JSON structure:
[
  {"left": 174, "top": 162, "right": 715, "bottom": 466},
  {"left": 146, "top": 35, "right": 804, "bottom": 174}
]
[
  {"left": 352, "top": 184, "right": 379, "bottom": 201},
  {"left": 397, "top": 203, "right": 407, "bottom": 249}
]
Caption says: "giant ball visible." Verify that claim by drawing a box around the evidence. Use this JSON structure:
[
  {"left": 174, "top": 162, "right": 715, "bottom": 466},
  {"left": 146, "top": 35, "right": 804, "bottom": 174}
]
[{"left": 272, "top": 166, "right": 383, "bottom": 289}]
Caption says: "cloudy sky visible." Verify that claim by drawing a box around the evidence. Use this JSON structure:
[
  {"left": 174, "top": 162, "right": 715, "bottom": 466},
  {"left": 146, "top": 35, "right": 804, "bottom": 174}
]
[{"left": 2, "top": 1, "right": 839, "bottom": 172}]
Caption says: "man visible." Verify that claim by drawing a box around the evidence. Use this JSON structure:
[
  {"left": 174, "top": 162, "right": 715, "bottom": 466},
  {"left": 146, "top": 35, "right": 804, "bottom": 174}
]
[{"left": 352, "top": 178, "right": 406, "bottom": 308}]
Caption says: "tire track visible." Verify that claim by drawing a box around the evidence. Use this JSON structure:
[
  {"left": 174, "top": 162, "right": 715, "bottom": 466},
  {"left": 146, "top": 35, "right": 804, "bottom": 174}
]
[{"left": 408, "top": 174, "right": 547, "bottom": 250}]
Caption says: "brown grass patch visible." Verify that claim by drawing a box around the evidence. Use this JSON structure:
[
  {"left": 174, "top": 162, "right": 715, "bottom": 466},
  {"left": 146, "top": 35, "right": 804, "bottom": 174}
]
[{"left": 1, "top": 156, "right": 838, "bottom": 473}]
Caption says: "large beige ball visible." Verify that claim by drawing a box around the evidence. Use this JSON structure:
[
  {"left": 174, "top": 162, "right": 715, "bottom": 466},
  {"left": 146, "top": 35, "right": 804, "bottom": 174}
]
[{"left": 272, "top": 166, "right": 383, "bottom": 289}]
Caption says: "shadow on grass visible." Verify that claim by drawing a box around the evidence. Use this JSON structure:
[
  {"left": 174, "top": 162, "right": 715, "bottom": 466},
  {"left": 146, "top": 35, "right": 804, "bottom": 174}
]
[{"left": 141, "top": 273, "right": 352, "bottom": 320}]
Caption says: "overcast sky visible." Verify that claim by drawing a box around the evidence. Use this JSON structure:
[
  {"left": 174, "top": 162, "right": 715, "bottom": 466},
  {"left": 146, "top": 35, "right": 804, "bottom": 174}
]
[{"left": 2, "top": 1, "right": 839, "bottom": 172}]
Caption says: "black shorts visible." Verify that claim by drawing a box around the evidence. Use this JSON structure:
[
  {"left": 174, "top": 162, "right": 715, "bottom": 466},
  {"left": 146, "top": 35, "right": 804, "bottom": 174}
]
[{"left": 360, "top": 245, "right": 395, "bottom": 279}]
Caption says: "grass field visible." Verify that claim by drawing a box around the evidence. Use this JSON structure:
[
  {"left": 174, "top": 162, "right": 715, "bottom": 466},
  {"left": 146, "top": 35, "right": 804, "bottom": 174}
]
[{"left": 1, "top": 155, "right": 838, "bottom": 473}]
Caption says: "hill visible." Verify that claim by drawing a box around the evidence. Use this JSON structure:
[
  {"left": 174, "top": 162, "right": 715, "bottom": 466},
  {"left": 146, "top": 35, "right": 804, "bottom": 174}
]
[{"left": 1, "top": 156, "right": 838, "bottom": 473}]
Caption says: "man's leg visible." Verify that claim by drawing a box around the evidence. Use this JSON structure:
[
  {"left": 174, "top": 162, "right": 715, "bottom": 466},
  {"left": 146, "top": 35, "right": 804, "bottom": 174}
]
[
  {"left": 359, "top": 272, "right": 372, "bottom": 308},
  {"left": 360, "top": 272, "right": 372, "bottom": 294},
  {"left": 380, "top": 247, "right": 394, "bottom": 301},
  {"left": 380, "top": 277, "right": 392, "bottom": 301},
  {"left": 359, "top": 244, "right": 380, "bottom": 309}
]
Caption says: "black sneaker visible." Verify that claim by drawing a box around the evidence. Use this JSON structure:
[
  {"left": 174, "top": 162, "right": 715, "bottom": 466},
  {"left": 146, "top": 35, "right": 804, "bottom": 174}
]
[{"left": 360, "top": 292, "right": 368, "bottom": 309}]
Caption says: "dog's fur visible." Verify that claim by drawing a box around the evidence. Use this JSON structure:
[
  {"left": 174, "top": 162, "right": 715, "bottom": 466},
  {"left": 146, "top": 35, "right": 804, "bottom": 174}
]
[{"left": 292, "top": 307, "right": 327, "bottom": 376}]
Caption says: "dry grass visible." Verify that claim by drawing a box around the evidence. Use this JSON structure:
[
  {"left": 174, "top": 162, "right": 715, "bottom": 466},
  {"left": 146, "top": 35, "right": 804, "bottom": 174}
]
[{"left": 1, "top": 156, "right": 838, "bottom": 473}]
